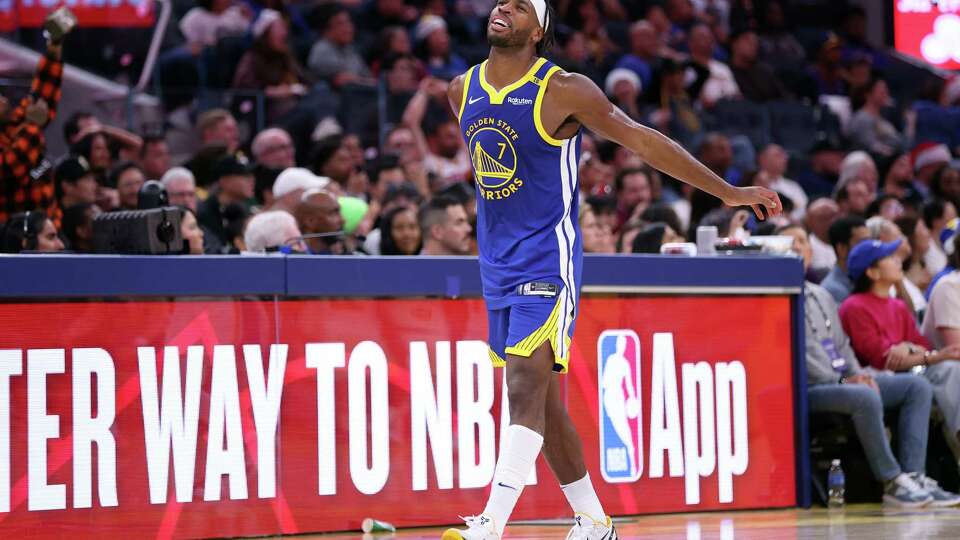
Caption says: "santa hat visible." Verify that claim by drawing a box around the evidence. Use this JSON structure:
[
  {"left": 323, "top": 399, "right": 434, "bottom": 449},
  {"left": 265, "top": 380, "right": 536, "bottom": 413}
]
[
  {"left": 253, "top": 9, "right": 282, "bottom": 40},
  {"left": 414, "top": 15, "right": 446, "bottom": 43},
  {"left": 604, "top": 68, "right": 642, "bottom": 97},
  {"left": 911, "top": 142, "right": 951, "bottom": 172}
]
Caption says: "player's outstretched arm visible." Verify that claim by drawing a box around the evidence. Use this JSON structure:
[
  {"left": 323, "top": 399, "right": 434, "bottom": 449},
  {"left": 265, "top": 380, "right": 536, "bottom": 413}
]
[{"left": 553, "top": 72, "right": 781, "bottom": 220}]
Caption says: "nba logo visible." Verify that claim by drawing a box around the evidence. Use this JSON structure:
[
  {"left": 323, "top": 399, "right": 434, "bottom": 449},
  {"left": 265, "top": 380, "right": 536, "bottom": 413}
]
[{"left": 598, "top": 330, "right": 643, "bottom": 483}]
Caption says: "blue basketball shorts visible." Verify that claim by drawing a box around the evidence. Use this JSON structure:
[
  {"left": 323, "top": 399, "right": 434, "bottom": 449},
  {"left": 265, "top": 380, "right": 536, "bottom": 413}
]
[{"left": 486, "top": 292, "right": 577, "bottom": 374}]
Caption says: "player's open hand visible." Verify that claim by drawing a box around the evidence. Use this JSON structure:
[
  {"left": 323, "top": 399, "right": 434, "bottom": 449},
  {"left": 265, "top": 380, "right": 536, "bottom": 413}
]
[{"left": 724, "top": 186, "right": 782, "bottom": 221}]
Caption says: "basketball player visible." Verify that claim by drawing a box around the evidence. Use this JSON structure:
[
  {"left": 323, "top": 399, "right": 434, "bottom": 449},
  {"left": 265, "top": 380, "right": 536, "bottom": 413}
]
[{"left": 443, "top": 1, "right": 781, "bottom": 539}]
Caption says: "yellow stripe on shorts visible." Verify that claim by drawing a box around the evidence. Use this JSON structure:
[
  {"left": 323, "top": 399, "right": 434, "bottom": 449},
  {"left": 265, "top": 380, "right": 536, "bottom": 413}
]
[
  {"left": 489, "top": 347, "right": 506, "bottom": 368},
  {"left": 504, "top": 296, "right": 563, "bottom": 358}
]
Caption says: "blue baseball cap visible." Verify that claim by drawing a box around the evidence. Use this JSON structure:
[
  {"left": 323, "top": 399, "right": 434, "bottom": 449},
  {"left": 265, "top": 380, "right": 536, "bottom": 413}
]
[{"left": 847, "top": 238, "right": 903, "bottom": 281}]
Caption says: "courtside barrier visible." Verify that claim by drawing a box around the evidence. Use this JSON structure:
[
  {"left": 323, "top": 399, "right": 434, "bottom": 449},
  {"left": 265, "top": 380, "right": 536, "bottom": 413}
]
[{"left": 0, "top": 254, "right": 807, "bottom": 538}]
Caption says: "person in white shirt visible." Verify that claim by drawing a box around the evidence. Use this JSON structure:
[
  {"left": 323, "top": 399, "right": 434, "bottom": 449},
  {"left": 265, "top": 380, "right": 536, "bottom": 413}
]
[
  {"left": 757, "top": 144, "right": 808, "bottom": 220},
  {"left": 921, "top": 235, "right": 960, "bottom": 454},
  {"left": 687, "top": 24, "right": 739, "bottom": 107},
  {"left": 805, "top": 197, "right": 840, "bottom": 273},
  {"left": 179, "top": 0, "right": 250, "bottom": 50}
]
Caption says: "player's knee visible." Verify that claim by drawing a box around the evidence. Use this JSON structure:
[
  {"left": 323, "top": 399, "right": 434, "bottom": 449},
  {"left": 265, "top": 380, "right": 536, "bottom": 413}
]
[
  {"left": 507, "top": 371, "right": 548, "bottom": 415},
  {"left": 507, "top": 381, "right": 542, "bottom": 415},
  {"left": 507, "top": 359, "right": 549, "bottom": 388}
]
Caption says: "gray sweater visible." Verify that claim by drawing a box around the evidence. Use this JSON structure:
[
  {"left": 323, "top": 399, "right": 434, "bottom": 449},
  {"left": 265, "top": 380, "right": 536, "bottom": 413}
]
[
  {"left": 849, "top": 109, "right": 904, "bottom": 157},
  {"left": 805, "top": 281, "right": 864, "bottom": 385},
  {"left": 307, "top": 39, "right": 371, "bottom": 82}
]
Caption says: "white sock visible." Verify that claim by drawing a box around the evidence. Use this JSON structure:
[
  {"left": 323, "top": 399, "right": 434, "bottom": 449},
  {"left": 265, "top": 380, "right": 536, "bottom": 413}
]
[
  {"left": 561, "top": 473, "right": 607, "bottom": 523},
  {"left": 482, "top": 424, "right": 544, "bottom": 537}
]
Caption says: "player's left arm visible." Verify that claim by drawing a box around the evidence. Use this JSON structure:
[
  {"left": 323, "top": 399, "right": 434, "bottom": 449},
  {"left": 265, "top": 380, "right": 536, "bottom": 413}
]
[{"left": 552, "top": 72, "right": 781, "bottom": 220}]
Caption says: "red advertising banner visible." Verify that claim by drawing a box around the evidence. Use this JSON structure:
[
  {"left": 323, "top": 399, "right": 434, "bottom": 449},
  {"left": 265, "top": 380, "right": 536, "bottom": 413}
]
[
  {"left": 894, "top": 0, "right": 960, "bottom": 70},
  {"left": 0, "top": 0, "right": 154, "bottom": 33},
  {"left": 0, "top": 296, "right": 795, "bottom": 538}
]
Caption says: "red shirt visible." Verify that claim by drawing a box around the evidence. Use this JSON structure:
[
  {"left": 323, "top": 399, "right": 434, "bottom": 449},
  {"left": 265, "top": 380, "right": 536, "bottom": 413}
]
[{"left": 839, "top": 292, "right": 930, "bottom": 370}]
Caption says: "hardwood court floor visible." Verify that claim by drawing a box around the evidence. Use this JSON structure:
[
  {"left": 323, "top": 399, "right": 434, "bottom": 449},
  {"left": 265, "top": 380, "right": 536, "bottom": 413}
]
[{"left": 286, "top": 505, "right": 960, "bottom": 539}]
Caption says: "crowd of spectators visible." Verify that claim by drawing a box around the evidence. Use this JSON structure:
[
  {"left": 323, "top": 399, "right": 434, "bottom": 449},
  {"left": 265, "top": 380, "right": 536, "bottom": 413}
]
[
  {"left": 4, "top": 0, "right": 960, "bottom": 259},
  {"left": 4, "top": 0, "right": 960, "bottom": 507}
]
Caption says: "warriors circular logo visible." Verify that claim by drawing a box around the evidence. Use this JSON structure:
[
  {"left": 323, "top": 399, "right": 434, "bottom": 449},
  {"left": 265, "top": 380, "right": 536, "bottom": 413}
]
[{"left": 468, "top": 127, "right": 518, "bottom": 189}]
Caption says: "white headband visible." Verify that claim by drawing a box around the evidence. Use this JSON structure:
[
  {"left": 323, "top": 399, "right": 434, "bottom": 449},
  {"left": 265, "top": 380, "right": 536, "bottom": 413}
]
[{"left": 530, "top": 0, "right": 549, "bottom": 32}]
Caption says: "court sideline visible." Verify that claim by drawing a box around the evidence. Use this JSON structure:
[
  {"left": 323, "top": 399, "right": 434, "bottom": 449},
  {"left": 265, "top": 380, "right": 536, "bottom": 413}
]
[{"left": 282, "top": 505, "right": 960, "bottom": 539}]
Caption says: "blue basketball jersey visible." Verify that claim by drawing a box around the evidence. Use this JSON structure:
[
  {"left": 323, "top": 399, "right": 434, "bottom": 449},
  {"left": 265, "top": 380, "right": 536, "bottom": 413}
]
[{"left": 457, "top": 57, "right": 583, "bottom": 311}]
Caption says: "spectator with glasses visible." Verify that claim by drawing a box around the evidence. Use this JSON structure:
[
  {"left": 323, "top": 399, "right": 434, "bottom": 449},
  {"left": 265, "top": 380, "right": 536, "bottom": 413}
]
[
  {"left": 0, "top": 211, "right": 65, "bottom": 253},
  {"left": 160, "top": 167, "right": 199, "bottom": 213},
  {"left": 252, "top": 128, "right": 296, "bottom": 170}
]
